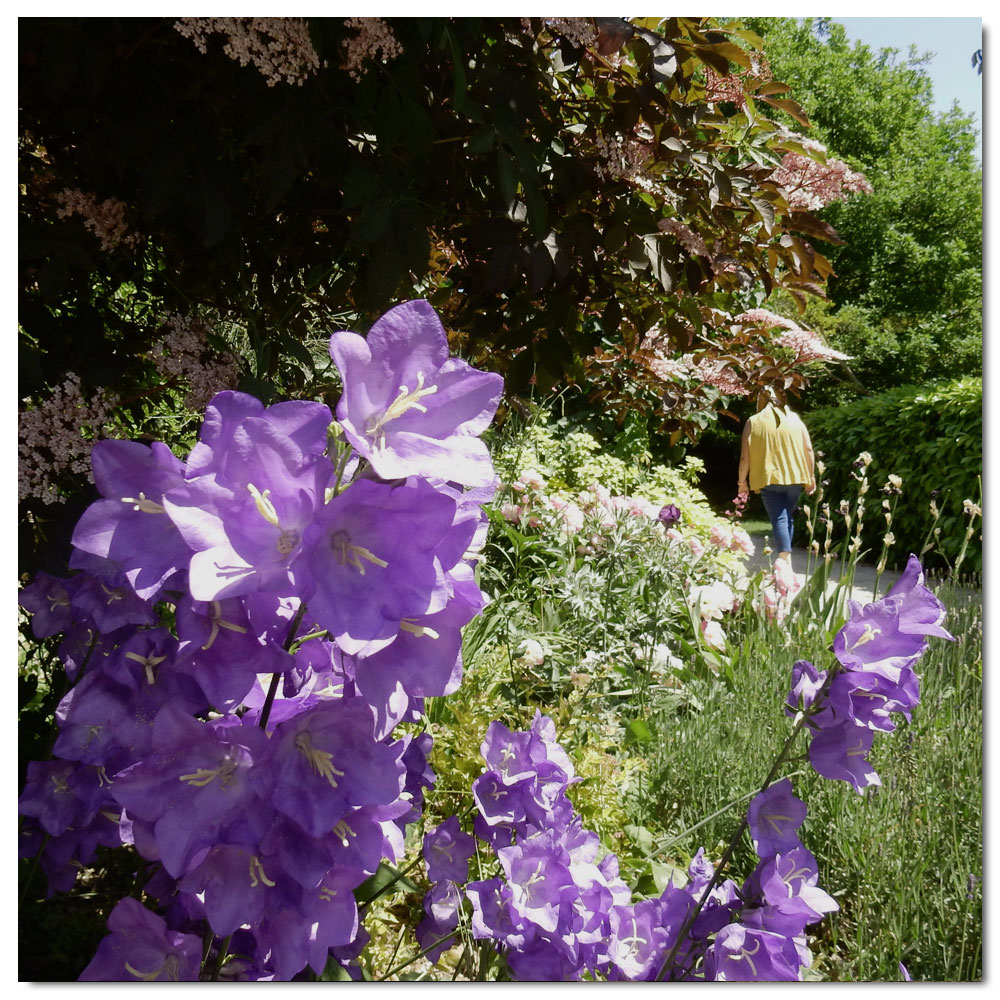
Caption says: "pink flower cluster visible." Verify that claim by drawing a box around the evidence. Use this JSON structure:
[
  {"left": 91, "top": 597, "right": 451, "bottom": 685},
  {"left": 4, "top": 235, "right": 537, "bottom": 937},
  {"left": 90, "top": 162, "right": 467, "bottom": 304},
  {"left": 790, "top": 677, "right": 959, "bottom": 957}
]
[
  {"left": 709, "top": 521, "right": 756, "bottom": 557},
  {"left": 502, "top": 471, "right": 661, "bottom": 551},
  {"left": 151, "top": 313, "right": 241, "bottom": 411},
  {"left": 174, "top": 17, "right": 324, "bottom": 87},
  {"left": 769, "top": 151, "right": 873, "bottom": 212},
  {"left": 340, "top": 17, "right": 404, "bottom": 82},
  {"left": 19, "top": 374, "right": 118, "bottom": 505},
  {"left": 54, "top": 189, "right": 140, "bottom": 253}
]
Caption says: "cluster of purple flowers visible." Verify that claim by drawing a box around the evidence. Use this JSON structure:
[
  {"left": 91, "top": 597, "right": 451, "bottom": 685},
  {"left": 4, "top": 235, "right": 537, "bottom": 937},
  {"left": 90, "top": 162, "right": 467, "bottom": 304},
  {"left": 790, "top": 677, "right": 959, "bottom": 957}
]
[
  {"left": 787, "top": 554, "right": 954, "bottom": 793},
  {"left": 18, "top": 300, "right": 503, "bottom": 981},
  {"left": 417, "top": 714, "right": 839, "bottom": 981},
  {"left": 411, "top": 556, "right": 951, "bottom": 981}
]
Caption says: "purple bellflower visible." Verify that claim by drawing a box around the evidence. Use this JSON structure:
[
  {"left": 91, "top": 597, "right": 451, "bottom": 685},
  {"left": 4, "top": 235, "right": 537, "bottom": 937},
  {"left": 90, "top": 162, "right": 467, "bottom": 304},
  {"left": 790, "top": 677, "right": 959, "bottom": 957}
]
[{"left": 328, "top": 299, "right": 503, "bottom": 487}]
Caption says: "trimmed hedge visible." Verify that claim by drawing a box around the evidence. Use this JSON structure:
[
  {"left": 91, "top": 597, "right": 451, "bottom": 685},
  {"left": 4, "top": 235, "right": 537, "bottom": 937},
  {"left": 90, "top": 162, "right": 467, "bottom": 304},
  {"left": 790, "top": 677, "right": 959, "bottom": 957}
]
[{"left": 805, "top": 378, "right": 982, "bottom": 574}]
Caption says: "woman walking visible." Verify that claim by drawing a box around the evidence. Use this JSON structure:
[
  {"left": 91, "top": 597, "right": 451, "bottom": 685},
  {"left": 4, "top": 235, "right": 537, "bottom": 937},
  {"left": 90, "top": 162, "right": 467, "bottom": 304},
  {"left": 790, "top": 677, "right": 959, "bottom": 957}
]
[{"left": 737, "top": 394, "right": 816, "bottom": 564}]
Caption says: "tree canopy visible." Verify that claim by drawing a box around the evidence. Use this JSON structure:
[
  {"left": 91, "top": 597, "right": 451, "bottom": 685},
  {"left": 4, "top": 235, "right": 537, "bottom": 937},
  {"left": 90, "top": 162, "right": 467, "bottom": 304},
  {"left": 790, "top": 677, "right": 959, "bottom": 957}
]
[{"left": 741, "top": 17, "right": 981, "bottom": 403}]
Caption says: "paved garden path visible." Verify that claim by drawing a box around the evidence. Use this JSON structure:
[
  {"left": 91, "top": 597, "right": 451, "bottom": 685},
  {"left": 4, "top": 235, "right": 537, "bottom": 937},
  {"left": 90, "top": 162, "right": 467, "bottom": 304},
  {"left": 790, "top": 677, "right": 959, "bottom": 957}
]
[{"left": 746, "top": 545, "right": 900, "bottom": 606}]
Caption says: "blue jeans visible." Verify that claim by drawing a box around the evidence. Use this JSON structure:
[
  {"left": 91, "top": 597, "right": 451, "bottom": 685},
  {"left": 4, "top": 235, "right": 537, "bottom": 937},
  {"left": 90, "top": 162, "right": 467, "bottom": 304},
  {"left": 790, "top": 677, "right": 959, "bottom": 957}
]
[{"left": 760, "top": 484, "right": 803, "bottom": 553}]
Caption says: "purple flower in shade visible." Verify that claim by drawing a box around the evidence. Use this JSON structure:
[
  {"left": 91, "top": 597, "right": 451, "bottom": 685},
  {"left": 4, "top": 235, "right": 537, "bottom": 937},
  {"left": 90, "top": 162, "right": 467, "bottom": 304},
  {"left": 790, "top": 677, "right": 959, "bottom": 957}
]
[
  {"left": 328, "top": 299, "right": 503, "bottom": 487},
  {"left": 497, "top": 830, "right": 574, "bottom": 934},
  {"left": 606, "top": 900, "right": 669, "bottom": 980},
  {"left": 174, "top": 595, "right": 290, "bottom": 711},
  {"left": 61, "top": 568, "right": 157, "bottom": 634},
  {"left": 423, "top": 815, "right": 476, "bottom": 884},
  {"left": 292, "top": 476, "right": 458, "bottom": 644},
  {"left": 747, "top": 779, "right": 807, "bottom": 859},
  {"left": 757, "top": 847, "right": 839, "bottom": 922},
  {"left": 17, "top": 759, "right": 112, "bottom": 837},
  {"left": 78, "top": 896, "right": 202, "bottom": 981},
  {"left": 253, "top": 697, "right": 405, "bottom": 839},
  {"left": 53, "top": 668, "right": 140, "bottom": 772},
  {"left": 506, "top": 936, "right": 584, "bottom": 982},
  {"left": 18, "top": 572, "right": 79, "bottom": 638},
  {"left": 176, "top": 844, "right": 274, "bottom": 937},
  {"left": 709, "top": 923, "right": 801, "bottom": 981},
  {"left": 657, "top": 504, "right": 681, "bottom": 527},
  {"left": 70, "top": 440, "right": 194, "bottom": 602},
  {"left": 416, "top": 879, "right": 463, "bottom": 964},
  {"left": 785, "top": 659, "right": 828, "bottom": 717},
  {"left": 808, "top": 720, "right": 881, "bottom": 793},
  {"left": 111, "top": 703, "right": 271, "bottom": 877}
]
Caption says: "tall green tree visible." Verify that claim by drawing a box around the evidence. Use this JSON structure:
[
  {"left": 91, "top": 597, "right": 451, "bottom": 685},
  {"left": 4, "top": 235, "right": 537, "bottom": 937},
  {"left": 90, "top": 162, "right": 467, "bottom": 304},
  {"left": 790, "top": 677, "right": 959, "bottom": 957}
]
[{"left": 742, "top": 17, "right": 982, "bottom": 403}]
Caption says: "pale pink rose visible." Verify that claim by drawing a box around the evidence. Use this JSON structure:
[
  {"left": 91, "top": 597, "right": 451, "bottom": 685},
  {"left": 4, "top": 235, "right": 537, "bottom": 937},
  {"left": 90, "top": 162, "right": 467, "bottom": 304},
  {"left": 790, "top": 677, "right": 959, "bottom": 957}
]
[
  {"left": 666, "top": 527, "right": 683, "bottom": 544},
  {"left": 560, "top": 501, "right": 584, "bottom": 536},
  {"left": 701, "top": 619, "right": 727, "bottom": 651},
  {"left": 731, "top": 528, "right": 755, "bottom": 556},
  {"left": 501, "top": 502, "right": 522, "bottom": 523},
  {"left": 516, "top": 468, "right": 546, "bottom": 490},
  {"left": 688, "top": 536, "right": 705, "bottom": 559},
  {"left": 709, "top": 523, "right": 732, "bottom": 548},
  {"left": 520, "top": 639, "right": 545, "bottom": 666},
  {"left": 688, "top": 580, "right": 736, "bottom": 620}
]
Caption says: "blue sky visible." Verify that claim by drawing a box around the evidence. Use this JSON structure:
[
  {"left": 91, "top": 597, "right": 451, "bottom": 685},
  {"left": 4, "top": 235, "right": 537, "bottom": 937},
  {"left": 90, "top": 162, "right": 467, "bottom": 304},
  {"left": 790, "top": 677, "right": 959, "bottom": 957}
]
[{"left": 832, "top": 17, "right": 982, "bottom": 159}]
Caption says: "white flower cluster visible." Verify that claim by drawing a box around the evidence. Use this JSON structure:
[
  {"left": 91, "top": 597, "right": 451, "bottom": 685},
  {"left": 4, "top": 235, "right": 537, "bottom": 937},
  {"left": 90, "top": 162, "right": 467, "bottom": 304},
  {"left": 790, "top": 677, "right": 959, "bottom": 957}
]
[
  {"left": 733, "top": 310, "right": 851, "bottom": 364},
  {"left": 54, "top": 189, "right": 141, "bottom": 253},
  {"left": 768, "top": 151, "right": 873, "bottom": 212},
  {"left": 19, "top": 373, "right": 118, "bottom": 504},
  {"left": 174, "top": 18, "right": 324, "bottom": 87},
  {"left": 152, "top": 312, "right": 241, "bottom": 412},
  {"left": 340, "top": 17, "right": 404, "bottom": 82}
]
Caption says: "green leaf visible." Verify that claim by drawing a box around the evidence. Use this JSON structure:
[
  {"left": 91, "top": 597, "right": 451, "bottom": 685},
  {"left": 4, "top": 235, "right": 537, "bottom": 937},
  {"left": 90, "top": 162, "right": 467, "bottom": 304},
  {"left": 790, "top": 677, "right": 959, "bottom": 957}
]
[{"left": 625, "top": 717, "right": 653, "bottom": 743}]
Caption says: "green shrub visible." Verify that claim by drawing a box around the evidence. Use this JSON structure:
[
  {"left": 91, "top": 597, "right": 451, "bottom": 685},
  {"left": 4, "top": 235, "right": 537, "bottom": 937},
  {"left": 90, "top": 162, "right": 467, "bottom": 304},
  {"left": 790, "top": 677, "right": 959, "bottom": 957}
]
[{"left": 806, "top": 378, "right": 982, "bottom": 573}]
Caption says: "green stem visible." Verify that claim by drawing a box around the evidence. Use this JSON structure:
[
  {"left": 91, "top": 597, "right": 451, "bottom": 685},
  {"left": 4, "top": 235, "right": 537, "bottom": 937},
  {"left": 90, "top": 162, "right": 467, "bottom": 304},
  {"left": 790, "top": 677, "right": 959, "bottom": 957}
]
[{"left": 210, "top": 934, "right": 232, "bottom": 982}]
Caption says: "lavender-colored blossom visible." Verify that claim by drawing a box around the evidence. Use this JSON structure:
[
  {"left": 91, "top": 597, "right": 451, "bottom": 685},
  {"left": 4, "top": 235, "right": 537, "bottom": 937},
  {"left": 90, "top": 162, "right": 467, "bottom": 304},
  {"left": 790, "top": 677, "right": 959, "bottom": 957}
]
[
  {"left": 473, "top": 771, "right": 528, "bottom": 828},
  {"left": 758, "top": 847, "right": 839, "bottom": 922},
  {"left": 111, "top": 703, "right": 270, "bottom": 877},
  {"left": 808, "top": 720, "right": 881, "bottom": 793},
  {"left": 424, "top": 815, "right": 476, "bottom": 884},
  {"left": 785, "top": 659, "right": 828, "bottom": 717},
  {"left": 328, "top": 299, "right": 502, "bottom": 486},
  {"left": 70, "top": 440, "right": 198, "bottom": 601},
  {"left": 78, "top": 896, "right": 202, "bottom": 981},
  {"left": 174, "top": 595, "right": 289, "bottom": 711},
  {"left": 747, "top": 779, "right": 806, "bottom": 859},
  {"left": 466, "top": 877, "right": 532, "bottom": 949},
  {"left": 253, "top": 697, "right": 405, "bottom": 838},
  {"left": 709, "top": 923, "right": 801, "bottom": 981},
  {"left": 497, "top": 830, "right": 574, "bottom": 934},
  {"left": 606, "top": 900, "right": 669, "bottom": 980},
  {"left": 826, "top": 665, "right": 920, "bottom": 733},
  {"left": 292, "top": 476, "right": 457, "bottom": 644},
  {"left": 833, "top": 601, "right": 928, "bottom": 679},
  {"left": 884, "top": 553, "right": 955, "bottom": 642},
  {"left": 62, "top": 568, "right": 158, "bottom": 634}
]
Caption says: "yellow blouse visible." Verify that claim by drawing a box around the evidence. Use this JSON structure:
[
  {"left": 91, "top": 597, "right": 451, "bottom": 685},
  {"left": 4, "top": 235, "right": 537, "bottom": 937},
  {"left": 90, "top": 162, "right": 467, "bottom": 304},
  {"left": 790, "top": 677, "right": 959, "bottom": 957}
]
[{"left": 746, "top": 404, "right": 812, "bottom": 492}]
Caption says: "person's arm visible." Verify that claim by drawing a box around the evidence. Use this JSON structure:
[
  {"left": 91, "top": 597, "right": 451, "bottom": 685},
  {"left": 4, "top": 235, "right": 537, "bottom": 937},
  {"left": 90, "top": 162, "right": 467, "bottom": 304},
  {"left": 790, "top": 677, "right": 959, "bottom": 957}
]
[
  {"left": 801, "top": 423, "right": 816, "bottom": 494},
  {"left": 737, "top": 421, "right": 751, "bottom": 496}
]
